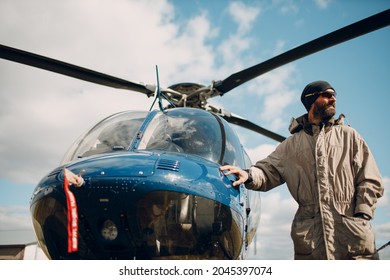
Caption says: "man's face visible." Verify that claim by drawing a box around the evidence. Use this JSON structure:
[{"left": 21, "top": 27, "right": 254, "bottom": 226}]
[{"left": 311, "top": 89, "right": 336, "bottom": 122}]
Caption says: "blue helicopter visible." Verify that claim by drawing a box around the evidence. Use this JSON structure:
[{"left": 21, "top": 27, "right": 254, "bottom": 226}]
[
  {"left": 33, "top": 106, "right": 263, "bottom": 260},
  {"left": 0, "top": 9, "right": 388, "bottom": 260}
]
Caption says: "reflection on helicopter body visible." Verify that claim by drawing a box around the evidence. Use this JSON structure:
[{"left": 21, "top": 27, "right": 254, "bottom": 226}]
[{"left": 30, "top": 108, "right": 261, "bottom": 259}]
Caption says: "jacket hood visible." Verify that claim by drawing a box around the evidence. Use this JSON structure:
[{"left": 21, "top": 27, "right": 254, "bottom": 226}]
[{"left": 289, "top": 114, "right": 345, "bottom": 135}]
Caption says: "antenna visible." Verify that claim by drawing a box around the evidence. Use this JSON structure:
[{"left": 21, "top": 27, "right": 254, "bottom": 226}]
[
  {"left": 149, "top": 65, "right": 176, "bottom": 111},
  {"left": 149, "top": 65, "right": 162, "bottom": 111}
]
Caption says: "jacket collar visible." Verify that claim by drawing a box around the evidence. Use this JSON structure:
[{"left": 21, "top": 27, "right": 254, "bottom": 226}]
[{"left": 289, "top": 114, "right": 345, "bottom": 135}]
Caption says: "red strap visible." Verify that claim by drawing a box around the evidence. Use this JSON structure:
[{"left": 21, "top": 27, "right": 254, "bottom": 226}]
[{"left": 64, "top": 170, "right": 78, "bottom": 253}]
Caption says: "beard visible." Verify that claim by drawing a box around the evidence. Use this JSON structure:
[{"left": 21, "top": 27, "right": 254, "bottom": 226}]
[{"left": 312, "top": 100, "right": 336, "bottom": 123}]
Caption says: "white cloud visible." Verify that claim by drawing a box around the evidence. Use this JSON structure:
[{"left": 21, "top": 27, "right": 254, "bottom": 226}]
[
  {"left": 214, "top": 2, "right": 263, "bottom": 75},
  {"left": 228, "top": 1, "right": 261, "bottom": 33},
  {"left": 315, "top": 0, "right": 332, "bottom": 10},
  {"left": 217, "top": 34, "right": 253, "bottom": 68},
  {"left": 247, "top": 144, "right": 278, "bottom": 163},
  {"left": 279, "top": 1, "right": 299, "bottom": 15},
  {"left": 165, "top": 12, "right": 218, "bottom": 83},
  {"left": 248, "top": 191, "right": 297, "bottom": 259},
  {"left": 246, "top": 63, "right": 298, "bottom": 131}
]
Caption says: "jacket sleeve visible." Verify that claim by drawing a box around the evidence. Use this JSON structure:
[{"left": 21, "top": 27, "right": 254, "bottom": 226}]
[
  {"left": 245, "top": 142, "right": 286, "bottom": 191},
  {"left": 353, "top": 131, "right": 384, "bottom": 219}
]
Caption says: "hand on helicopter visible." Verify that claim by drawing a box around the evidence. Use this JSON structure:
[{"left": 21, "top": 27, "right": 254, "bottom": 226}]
[{"left": 220, "top": 165, "right": 249, "bottom": 187}]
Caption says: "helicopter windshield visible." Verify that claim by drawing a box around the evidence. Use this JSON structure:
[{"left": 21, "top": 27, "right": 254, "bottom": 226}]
[
  {"left": 61, "top": 111, "right": 148, "bottom": 163},
  {"left": 138, "top": 109, "right": 221, "bottom": 163},
  {"left": 61, "top": 108, "right": 245, "bottom": 166},
  {"left": 138, "top": 108, "right": 244, "bottom": 166}
]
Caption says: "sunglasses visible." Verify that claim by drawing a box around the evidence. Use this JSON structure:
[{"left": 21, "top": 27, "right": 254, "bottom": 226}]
[{"left": 304, "top": 91, "right": 336, "bottom": 99}]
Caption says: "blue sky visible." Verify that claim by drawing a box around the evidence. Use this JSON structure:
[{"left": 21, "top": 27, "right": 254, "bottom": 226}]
[{"left": 0, "top": 0, "right": 389, "bottom": 259}]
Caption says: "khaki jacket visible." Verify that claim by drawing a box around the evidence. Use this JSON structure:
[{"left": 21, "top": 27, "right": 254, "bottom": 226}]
[{"left": 247, "top": 114, "right": 384, "bottom": 259}]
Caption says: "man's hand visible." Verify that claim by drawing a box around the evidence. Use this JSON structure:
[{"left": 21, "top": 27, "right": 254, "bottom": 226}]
[{"left": 220, "top": 165, "right": 249, "bottom": 187}]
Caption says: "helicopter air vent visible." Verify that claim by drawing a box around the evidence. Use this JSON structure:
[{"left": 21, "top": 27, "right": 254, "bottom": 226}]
[{"left": 156, "top": 159, "right": 180, "bottom": 172}]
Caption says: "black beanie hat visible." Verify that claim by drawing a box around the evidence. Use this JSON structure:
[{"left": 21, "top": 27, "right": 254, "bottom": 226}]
[{"left": 301, "top": 80, "right": 334, "bottom": 111}]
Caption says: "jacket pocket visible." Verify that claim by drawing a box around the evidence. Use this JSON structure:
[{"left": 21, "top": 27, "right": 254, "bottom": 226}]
[{"left": 340, "top": 215, "right": 376, "bottom": 257}]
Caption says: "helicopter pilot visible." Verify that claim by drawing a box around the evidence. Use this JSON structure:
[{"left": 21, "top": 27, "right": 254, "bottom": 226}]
[{"left": 220, "top": 80, "right": 384, "bottom": 260}]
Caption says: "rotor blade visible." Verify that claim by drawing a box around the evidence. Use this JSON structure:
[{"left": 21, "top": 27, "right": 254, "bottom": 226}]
[
  {"left": 221, "top": 113, "right": 286, "bottom": 142},
  {"left": 0, "top": 44, "right": 155, "bottom": 96},
  {"left": 215, "top": 9, "right": 390, "bottom": 94}
]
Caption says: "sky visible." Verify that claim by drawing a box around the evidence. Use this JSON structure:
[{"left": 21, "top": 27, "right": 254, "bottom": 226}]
[{"left": 0, "top": 0, "right": 389, "bottom": 260}]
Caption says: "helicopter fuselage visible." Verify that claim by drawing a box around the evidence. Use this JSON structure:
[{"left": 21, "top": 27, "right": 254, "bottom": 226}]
[{"left": 30, "top": 108, "right": 261, "bottom": 259}]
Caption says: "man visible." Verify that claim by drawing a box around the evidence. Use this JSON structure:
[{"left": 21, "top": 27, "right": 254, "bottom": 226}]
[{"left": 220, "top": 80, "right": 384, "bottom": 260}]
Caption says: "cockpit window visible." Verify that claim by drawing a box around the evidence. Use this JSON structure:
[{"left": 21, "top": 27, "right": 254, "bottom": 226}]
[
  {"left": 219, "top": 118, "right": 245, "bottom": 167},
  {"left": 61, "top": 111, "right": 147, "bottom": 164},
  {"left": 138, "top": 109, "right": 222, "bottom": 163},
  {"left": 137, "top": 108, "right": 244, "bottom": 166},
  {"left": 61, "top": 108, "right": 246, "bottom": 166}
]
